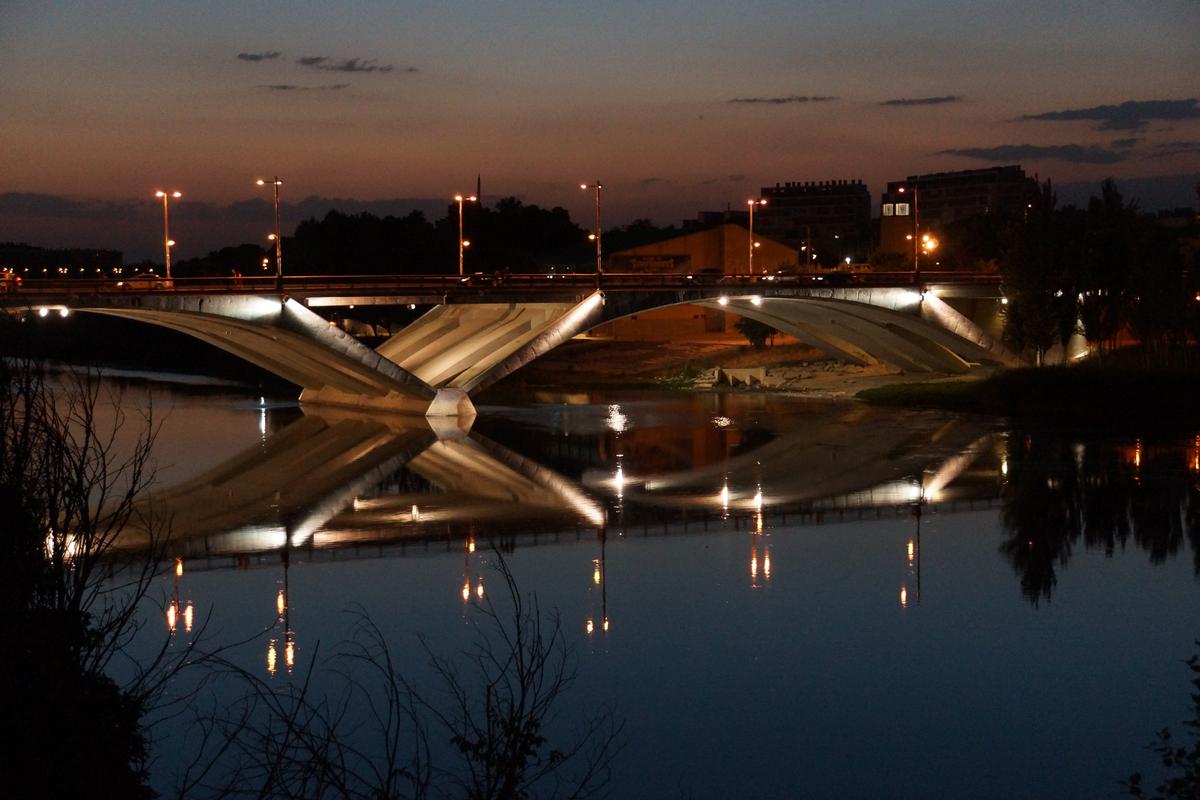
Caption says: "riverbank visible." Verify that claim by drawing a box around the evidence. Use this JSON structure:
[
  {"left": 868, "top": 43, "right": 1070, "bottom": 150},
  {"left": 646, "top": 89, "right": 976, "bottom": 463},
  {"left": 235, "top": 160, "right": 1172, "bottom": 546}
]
[
  {"left": 858, "top": 366, "right": 1200, "bottom": 432},
  {"left": 499, "top": 339, "right": 922, "bottom": 396}
]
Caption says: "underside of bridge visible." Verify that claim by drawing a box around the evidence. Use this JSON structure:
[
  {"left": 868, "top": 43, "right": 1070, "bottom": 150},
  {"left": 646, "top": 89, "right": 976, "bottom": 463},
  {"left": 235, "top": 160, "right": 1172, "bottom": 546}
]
[{"left": 72, "top": 287, "right": 1014, "bottom": 417}]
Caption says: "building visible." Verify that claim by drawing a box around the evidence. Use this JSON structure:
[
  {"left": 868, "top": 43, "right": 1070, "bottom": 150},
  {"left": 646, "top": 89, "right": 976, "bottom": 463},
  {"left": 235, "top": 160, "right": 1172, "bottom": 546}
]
[
  {"left": 595, "top": 224, "right": 798, "bottom": 341},
  {"left": 755, "top": 179, "right": 871, "bottom": 264},
  {"left": 879, "top": 165, "right": 1036, "bottom": 256},
  {"left": 608, "top": 223, "right": 796, "bottom": 275}
]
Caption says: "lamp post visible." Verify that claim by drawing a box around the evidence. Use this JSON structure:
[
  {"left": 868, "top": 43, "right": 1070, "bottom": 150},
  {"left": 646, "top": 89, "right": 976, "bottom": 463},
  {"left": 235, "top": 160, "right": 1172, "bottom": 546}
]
[
  {"left": 154, "top": 190, "right": 182, "bottom": 279},
  {"left": 898, "top": 182, "right": 920, "bottom": 282},
  {"left": 747, "top": 198, "right": 767, "bottom": 274},
  {"left": 256, "top": 178, "right": 283, "bottom": 287},
  {"left": 454, "top": 194, "right": 477, "bottom": 275},
  {"left": 580, "top": 182, "right": 603, "bottom": 276}
]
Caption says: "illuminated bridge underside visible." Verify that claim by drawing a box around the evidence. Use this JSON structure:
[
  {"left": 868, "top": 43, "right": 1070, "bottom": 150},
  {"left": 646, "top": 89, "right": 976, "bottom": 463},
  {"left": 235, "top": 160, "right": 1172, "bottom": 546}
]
[
  {"left": 80, "top": 296, "right": 474, "bottom": 417},
  {"left": 375, "top": 301, "right": 579, "bottom": 392},
  {"left": 70, "top": 284, "right": 1012, "bottom": 416}
]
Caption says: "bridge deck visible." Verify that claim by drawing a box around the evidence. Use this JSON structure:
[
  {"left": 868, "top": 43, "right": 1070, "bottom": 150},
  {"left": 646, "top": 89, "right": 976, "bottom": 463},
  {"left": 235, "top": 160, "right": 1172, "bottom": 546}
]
[{"left": 2, "top": 271, "right": 1001, "bottom": 306}]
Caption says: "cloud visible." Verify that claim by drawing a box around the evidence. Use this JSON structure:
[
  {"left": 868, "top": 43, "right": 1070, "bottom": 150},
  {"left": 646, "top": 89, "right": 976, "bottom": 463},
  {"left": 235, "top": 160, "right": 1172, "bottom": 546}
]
[
  {"left": 1112, "top": 137, "right": 1141, "bottom": 149},
  {"left": 296, "top": 55, "right": 413, "bottom": 73},
  {"left": 259, "top": 83, "right": 350, "bottom": 92},
  {"left": 938, "top": 143, "right": 1127, "bottom": 164},
  {"left": 236, "top": 51, "right": 281, "bottom": 62},
  {"left": 1147, "top": 140, "right": 1200, "bottom": 159},
  {"left": 880, "top": 95, "right": 962, "bottom": 107},
  {"left": 728, "top": 95, "right": 838, "bottom": 105},
  {"left": 639, "top": 177, "right": 665, "bottom": 186},
  {"left": 1019, "top": 98, "right": 1200, "bottom": 131}
]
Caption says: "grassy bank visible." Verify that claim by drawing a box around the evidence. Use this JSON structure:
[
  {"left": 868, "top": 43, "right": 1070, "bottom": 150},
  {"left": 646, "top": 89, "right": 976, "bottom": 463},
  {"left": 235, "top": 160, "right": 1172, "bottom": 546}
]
[{"left": 857, "top": 366, "right": 1200, "bottom": 431}]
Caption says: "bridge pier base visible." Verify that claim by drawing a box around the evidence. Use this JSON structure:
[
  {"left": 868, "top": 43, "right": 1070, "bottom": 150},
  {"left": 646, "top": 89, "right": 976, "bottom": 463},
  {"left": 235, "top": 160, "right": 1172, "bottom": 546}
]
[{"left": 298, "top": 386, "right": 476, "bottom": 419}]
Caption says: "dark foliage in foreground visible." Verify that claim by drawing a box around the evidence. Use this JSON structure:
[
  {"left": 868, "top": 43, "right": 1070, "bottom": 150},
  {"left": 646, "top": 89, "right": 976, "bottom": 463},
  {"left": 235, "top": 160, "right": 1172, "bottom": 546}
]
[
  {"left": 178, "top": 556, "right": 622, "bottom": 799},
  {"left": 0, "top": 358, "right": 168, "bottom": 798},
  {"left": 1123, "top": 645, "right": 1200, "bottom": 798}
]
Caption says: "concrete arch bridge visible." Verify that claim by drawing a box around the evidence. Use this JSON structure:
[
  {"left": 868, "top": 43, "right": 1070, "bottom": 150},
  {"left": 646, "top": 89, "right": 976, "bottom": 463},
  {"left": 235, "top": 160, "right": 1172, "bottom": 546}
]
[{"left": 7, "top": 272, "right": 1014, "bottom": 417}]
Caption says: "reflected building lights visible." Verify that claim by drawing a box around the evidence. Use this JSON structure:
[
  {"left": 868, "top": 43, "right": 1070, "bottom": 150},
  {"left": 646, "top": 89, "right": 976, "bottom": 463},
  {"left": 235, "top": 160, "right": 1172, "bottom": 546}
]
[
  {"left": 167, "top": 601, "right": 178, "bottom": 632},
  {"left": 267, "top": 639, "right": 278, "bottom": 676},
  {"left": 900, "top": 586, "right": 908, "bottom": 607},
  {"left": 183, "top": 601, "right": 194, "bottom": 633}
]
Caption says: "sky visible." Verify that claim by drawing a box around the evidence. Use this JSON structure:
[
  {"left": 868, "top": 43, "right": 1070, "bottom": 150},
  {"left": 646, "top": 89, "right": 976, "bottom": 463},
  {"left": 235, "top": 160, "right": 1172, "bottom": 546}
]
[{"left": 1, "top": 0, "right": 1198, "bottom": 260}]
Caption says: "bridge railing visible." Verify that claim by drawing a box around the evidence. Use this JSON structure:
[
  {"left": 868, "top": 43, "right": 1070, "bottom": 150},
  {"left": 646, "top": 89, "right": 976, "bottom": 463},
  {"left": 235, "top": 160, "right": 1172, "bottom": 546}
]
[{"left": 4, "top": 270, "right": 1002, "bottom": 299}]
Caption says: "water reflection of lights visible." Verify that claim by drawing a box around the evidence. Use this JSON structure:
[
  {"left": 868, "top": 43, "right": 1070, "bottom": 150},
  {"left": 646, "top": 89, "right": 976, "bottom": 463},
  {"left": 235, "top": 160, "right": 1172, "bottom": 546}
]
[
  {"left": 606, "top": 404, "right": 628, "bottom": 433},
  {"left": 614, "top": 465, "right": 625, "bottom": 498},
  {"left": 462, "top": 537, "right": 485, "bottom": 604},
  {"left": 276, "top": 590, "right": 286, "bottom": 617},
  {"left": 586, "top": 531, "right": 609, "bottom": 636},
  {"left": 267, "top": 639, "right": 278, "bottom": 675},
  {"left": 719, "top": 481, "right": 730, "bottom": 514},
  {"left": 752, "top": 487, "right": 763, "bottom": 512},
  {"left": 175, "top": 557, "right": 184, "bottom": 577},
  {"left": 899, "top": 586, "right": 908, "bottom": 607}
]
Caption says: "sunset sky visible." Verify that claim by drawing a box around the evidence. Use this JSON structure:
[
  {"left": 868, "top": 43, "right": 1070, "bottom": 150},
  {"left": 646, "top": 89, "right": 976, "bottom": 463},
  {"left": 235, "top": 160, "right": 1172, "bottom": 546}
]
[{"left": 1, "top": 0, "right": 1197, "bottom": 259}]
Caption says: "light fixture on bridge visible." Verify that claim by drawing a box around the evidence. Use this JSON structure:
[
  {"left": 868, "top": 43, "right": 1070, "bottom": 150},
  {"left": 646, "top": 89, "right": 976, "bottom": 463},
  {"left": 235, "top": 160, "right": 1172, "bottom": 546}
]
[
  {"left": 453, "top": 194, "right": 478, "bottom": 275},
  {"left": 750, "top": 295, "right": 762, "bottom": 306},
  {"left": 581, "top": 181, "right": 604, "bottom": 275},
  {"left": 256, "top": 177, "right": 284, "bottom": 287},
  {"left": 746, "top": 198, "right": 767, "bottom": 274},
  {"left": 153, "top": 189, "right": 182, "bottom": 281},
  {"left": 717, "top": 295, "right": 729, "bottom": 306}
]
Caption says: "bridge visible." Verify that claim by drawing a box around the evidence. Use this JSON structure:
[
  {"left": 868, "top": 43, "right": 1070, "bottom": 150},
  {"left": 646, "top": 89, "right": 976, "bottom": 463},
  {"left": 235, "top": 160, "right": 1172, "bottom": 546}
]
[{"left": 3, "top": 271, "right": 1013, "bottom": 417}]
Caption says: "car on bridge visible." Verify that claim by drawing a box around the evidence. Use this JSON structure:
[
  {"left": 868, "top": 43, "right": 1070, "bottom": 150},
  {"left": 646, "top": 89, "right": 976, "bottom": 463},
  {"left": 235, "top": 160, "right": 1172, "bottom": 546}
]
[{"left": 116, "top": 273, "right": 173, "bottom": 290}]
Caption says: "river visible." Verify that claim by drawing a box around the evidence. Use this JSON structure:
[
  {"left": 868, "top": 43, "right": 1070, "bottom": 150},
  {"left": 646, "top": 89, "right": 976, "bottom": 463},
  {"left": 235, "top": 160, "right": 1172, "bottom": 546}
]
[{"left": 90, "top": 370, "right": 1200, "bottom": 799}]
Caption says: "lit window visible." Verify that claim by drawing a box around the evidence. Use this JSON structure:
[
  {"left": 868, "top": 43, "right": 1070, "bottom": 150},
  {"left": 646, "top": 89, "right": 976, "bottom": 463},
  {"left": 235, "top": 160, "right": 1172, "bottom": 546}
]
[
  {"left": 882, "top": 203, "right": 894, "bottom": 216},
  {"left": 895, "top": 203, "right": 910, "bottom": 216}
]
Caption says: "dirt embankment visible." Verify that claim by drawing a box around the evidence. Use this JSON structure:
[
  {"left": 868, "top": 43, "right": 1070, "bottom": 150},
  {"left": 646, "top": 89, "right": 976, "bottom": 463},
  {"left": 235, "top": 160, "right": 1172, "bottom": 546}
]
[{"left": 505, "top": 339, "right": 964, "bottom": 398}]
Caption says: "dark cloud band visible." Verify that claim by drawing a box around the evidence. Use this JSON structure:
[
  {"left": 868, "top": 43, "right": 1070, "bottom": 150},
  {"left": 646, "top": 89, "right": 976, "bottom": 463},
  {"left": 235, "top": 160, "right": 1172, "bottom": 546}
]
[
  {"left": 259, "top": 84, "right": 350, "bottom": 92},
  {"left": 296, "top": 56, "right": 415, "bottom": 74},
  {"left": 237, "top": 51, "right": 281, "bottom": 62},
  {"left": 1019, "top": 98, "right": 1200, "bottom": 131},
  {"left": 728, "top": 95, "right": 838, "bottom": 105},
  {"left": 939, "top": 143, "right": 1126, "bottom": 164},
  {"left": 880, "top": 95, "right": 962, "bottom": 106}
]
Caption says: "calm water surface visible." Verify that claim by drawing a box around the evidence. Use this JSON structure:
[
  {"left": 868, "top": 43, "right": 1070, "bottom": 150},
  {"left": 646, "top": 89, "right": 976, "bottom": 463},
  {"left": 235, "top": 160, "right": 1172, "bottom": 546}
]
[{"left": 102, "top": 372, "right": 1200, "bottom": 799}]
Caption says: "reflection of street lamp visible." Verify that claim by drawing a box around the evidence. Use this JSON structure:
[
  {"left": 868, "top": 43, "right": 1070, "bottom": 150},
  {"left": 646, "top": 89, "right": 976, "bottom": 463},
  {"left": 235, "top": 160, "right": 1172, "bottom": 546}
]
[
  {"left": 454, "top": 194, "right": 477, "bottom": 275},
  {"left": 581, "top": 182, "right": 603, "bottom": 275},
  {"left": 255, "top": 177, "right": 283, "bottom": 286},
  {"left": 747, "top": 198, "right": 767, "bottom": 274},
  {"left": 154, "top": 190, "right": 182, "bottom": 279}
]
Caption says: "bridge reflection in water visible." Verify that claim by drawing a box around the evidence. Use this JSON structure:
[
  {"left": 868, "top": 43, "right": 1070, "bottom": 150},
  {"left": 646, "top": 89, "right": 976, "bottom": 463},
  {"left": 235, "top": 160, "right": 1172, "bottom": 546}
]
[{"left": 145, "top": 403, "right": 1007, "bottom": 668}]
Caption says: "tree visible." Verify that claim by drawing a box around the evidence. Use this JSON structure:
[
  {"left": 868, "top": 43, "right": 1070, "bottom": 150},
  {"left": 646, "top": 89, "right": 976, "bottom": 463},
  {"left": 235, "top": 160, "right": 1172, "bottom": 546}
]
[
  {"left": 1000, "top": 179, "right": 1074, "bottom": 364},
  {"left": 735, "top": 316, "right": 777, "bottom": 349},
  {"left": 185, "top": 555, "right": 622, "bottom": 799},
  {"left": 0, "top": 352, "right": 172, "bottom": 798}
]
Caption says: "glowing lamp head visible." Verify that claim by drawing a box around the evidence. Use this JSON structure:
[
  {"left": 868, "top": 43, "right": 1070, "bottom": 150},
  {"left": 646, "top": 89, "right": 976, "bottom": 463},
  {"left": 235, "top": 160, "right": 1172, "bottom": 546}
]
[
  {"left": 461, "top": 240, "right": 470, "bottom": 248},
  {"left": 256, "top": 179, "right": 265, "bottom": 186},
  {"left": 267, "top": 233, "right": 277, "bottom": 241},
  {"left": 166, "top": 239, "right": 176, "bottom": 247},
  {"left": 580, "top": 183, "right": 588, "bottom": 190},
  {"left": 155, "top": 190, "right": 165, "bottom": 198},
  {"left": 467, "top": 195, "right": 477, "bottom": 202},
  {"left": 454, "top": 194, "right": 463, "bottom": 202},
  {"left": 172, "top": 191, "right": 181, "bottom": 198}
]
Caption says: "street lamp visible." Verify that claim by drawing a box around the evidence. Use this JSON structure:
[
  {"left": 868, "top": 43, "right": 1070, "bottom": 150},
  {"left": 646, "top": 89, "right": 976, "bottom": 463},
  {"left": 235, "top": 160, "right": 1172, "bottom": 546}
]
[
  {"left": 153, "top": 190, "right": 182, "bottom": 279},
  {"left": 898, "top": 183, "right": 920, "bottom": 281},
  {"left": 580, "top": 182, "right": 603, "bottom": 275},
  {"left": 256, "top": 177, "right": 283, "bottom": 287},
  {"left": 747, "top": 198, "right": 767, "bottom": 274},
  {"left": 454, "top": 194, "right": 477, "bottom": 275}
]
